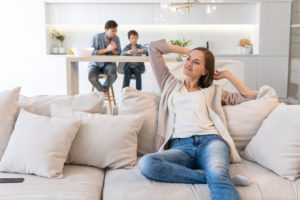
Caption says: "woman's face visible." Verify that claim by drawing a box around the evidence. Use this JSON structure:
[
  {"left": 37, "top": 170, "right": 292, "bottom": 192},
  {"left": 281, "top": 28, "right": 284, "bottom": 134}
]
[{"left": 183, "top": 50, "right": 207, "bottom": 79}]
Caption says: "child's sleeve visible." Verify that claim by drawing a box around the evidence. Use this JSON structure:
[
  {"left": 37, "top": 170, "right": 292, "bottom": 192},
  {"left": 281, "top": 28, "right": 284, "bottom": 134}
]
[
  {"left": 121, "top": 45, "right": 130, "bottom": 56},
  {"left": 142, "top": 44, "right": 148, "bottom": 55}
]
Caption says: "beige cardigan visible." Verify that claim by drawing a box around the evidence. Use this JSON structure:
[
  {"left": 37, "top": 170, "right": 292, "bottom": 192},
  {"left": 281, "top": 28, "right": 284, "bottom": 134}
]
[{"left": 149, "top": 39, "right": 257, "bottom": 163}]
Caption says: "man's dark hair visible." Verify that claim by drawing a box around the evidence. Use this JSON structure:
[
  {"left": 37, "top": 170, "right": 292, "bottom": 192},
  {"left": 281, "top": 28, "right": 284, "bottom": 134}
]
[
  {"left": 105, "top": 20, "right": 118, "bottom": 30},
  {"left": 128, "top": 30, "right": 139, "bottom": 39}
]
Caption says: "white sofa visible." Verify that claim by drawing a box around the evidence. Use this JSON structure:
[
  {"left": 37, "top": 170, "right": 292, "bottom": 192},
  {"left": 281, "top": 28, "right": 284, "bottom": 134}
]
[
  {"left": 0, "top": 62, "right": 299, "bottom": 200},
  {"left": 1, "top": 158, "right": 298, "bottom": 200}
]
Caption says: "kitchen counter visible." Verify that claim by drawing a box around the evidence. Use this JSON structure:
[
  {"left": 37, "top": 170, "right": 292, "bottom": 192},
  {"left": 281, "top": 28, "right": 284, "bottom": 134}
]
[
  {"left": 66, "top": 55, "right": 177, "bottom": 63},
  {"left": 49, "top": 54, "right": 259, "bottom": 58},
  {"left": 66, "top": 55, "right": 178, "bottom": 95}
]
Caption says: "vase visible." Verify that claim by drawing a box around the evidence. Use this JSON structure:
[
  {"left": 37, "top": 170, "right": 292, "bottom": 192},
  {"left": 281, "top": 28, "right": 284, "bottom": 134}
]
[
  {"left": 57, "top": 40, "right": 65, "bottom": 54},
  {"left": 176, "top": 54, "right": 183, "bottom": 62},
  {"left": 52, "top": 47, "right": 58, "bottom": 54},
  {"left": 58, "top": 47, "right": 65, "bottom": 54}
]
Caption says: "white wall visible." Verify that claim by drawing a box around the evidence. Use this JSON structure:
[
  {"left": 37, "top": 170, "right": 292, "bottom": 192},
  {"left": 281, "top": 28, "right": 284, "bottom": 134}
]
[{"left": 0, "top": 1, "right": 51, "bottom": 96}]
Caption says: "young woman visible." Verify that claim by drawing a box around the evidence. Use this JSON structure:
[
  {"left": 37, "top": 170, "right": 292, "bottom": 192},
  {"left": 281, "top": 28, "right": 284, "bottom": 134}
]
[{"left": 138, "top": 39, "right": 256, "bottom": 200}]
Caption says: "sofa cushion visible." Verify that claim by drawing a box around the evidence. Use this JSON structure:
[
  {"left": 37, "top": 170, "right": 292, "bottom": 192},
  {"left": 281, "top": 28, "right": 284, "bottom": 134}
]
[
  {"left": 51, "top": 105, "right": 144, "bottom": 169},
  {"left": 0, "top": 109, "right": 80, "bottom": 178},
  {"left": 223, "top": 85, "right": 278, "bottom": 152},
  {"left": 0, "top": 165, "right": 105, "bottom": 200},
  {"left": 243, "top": 104, "right": 300, "bottom": 181},
  {"left": 0, "top": 87, "right": 21, "bottom": 159},
  {"left": 119, "top": 87, "right": 160, "bottom": 155},
  {"left": 19, "top": 92, "right": 105, "bottom": 116},
  {"left": 103, "top": 159, "right": 297, "bottom": 200}
]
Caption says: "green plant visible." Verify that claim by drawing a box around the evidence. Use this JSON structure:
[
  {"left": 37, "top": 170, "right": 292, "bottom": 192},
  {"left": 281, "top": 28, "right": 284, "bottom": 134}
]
[
  {"left": 169, "top": 38, "right": 192, "bottom": 61},
  {"left": 169, "top": 38, "right": 192, "bottom": 47},
  {"left": 50, "top": 29, "right": 65, "bottom": 42}
]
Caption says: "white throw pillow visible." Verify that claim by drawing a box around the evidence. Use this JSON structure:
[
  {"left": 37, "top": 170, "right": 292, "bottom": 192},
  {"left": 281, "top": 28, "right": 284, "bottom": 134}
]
[
  {"left": 19, "top": 92, "right": 105, "bottom": 116},
  {"left": 223, "top": 85, "right": 278, "bottom": 152},
  {"left": 0, "top": 87, "right": 21, "bottom": 159},
  {"left": 0, "top": 109, "right": 80, "bottom": 178},
  {"left": 51, "top": 105, "right": 144, "bottom": 169},
  {"left": 119, "top": 87, "right": 160, "bottom": 155},
  {"left": 243, "top": 104, "right": 300, "bottom": 181}
]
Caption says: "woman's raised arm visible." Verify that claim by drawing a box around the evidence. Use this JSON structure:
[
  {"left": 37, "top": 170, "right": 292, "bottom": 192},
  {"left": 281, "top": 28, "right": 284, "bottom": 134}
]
[
  {"left": 214, "top": 70, "right": 257, "bottom": 105},
  {"left": 149, "top": 39, "right": 190, "bottom": 91}
]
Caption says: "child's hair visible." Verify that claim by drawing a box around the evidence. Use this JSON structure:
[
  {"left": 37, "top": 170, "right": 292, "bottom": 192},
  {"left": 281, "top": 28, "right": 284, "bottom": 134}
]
[{"left": 128, "top": 30, "right": 139, "bottom": 39}]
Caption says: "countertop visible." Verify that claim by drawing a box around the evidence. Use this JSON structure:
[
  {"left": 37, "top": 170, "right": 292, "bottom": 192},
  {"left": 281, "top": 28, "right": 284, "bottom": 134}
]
[{"left": 48, "top": 54, "right": 259, "bottom": 58}]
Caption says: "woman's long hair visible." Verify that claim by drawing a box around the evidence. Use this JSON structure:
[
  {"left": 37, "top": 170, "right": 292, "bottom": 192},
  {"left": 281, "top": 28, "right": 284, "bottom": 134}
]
[{"left": 192, "top": 47, "right": 215, "bottom": 88}]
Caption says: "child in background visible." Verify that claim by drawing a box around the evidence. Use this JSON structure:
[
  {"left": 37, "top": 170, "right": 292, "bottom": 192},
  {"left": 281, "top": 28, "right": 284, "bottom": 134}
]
[{"left": 121, "top": 30, "right": 148, "bottom": 90}]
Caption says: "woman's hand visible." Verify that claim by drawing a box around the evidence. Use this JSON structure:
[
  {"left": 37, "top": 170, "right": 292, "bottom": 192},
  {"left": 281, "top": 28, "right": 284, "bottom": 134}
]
[
  {"left": 215, "top": 69, "right": 256, "bottom": 97},
  {"left": 213, "top": 70, "right": 231, "bottom": 80}
]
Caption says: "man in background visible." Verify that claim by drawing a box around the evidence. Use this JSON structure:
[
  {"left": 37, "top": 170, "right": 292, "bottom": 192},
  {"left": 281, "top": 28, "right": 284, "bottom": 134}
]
[{"left": 88, "top": 20, "right": 121, "bottom": 93}]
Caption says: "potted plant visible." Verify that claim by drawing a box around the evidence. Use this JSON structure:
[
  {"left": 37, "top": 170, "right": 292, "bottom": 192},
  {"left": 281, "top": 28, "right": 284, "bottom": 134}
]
[
  {"left": 169, "top": 38, "right": 192, "bottom": 61},
  {"left": 50, "top": 29, "right": 66, "bottom": 54}
]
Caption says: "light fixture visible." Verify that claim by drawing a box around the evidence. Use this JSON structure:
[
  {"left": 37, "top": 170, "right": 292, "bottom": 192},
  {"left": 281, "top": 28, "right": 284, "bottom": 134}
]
[
  {"left": 206, "top": 5, "right": 217, "bottom": 14},
  {"left": 160, "top": 0, "right": 201, "bottom": 14}
]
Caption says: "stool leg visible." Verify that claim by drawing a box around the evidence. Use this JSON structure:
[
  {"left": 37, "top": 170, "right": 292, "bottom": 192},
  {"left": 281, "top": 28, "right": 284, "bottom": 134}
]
[
  {"left": 122, "top": 75, "right": 125, "bottom": 91},
  {"left": 110, "top": 86, "right": 116, "bottom": 106},
  {"left": 107, "top": 89, "right": 113, "bottom": 115}
]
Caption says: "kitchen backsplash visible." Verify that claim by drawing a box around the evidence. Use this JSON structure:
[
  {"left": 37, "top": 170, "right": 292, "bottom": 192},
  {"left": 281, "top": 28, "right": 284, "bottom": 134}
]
[{"left": 46, "top": 24, "right": 258, "bottom": 55}]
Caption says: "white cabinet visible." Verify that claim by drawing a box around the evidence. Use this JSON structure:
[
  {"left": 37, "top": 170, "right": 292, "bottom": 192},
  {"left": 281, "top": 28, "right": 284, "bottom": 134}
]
[
  {"left": 100, "top": 4, "right": 153, "bottom": 25},
  {"left": 257, "top": 56, "right": 289, "bottom": 97},
  {"left": 156, "top": 5, "right": 205, "bottom": 24},
  {"left": 259, "top": 2, "right": 291, "bottom": 56},
  {"left": 45, "top": 3, "right": 259, "bottom": 25},
  {"left": 46, "top": 3, "right": 101, "bottom": 25},
  {"left": 152, "top": 4, "right": 173, "bottom": 24},
  {"left": 153, "top": 4, "right": 257, "bottom": 25},
  {"left": 204, "top": 4, "right": 258, "bottom": 24}
]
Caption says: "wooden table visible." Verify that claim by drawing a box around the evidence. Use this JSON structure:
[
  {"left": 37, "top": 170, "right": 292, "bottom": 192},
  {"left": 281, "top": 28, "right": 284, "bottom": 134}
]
[{"left": 66, "top": 55, "right": 177, "bottom": 95}]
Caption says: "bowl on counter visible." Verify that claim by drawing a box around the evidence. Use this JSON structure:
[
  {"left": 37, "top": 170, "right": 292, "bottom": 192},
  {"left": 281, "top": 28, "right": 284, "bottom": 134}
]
[{"left": 71, "top": 47, "right": 94, "bottom": 57}]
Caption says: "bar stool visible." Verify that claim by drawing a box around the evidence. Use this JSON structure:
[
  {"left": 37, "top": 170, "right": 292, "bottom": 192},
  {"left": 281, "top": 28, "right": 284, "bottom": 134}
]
[
  {"left": 91, "top": 75, "right": 116, "bottom": 115},
  {"left": 122, "top": 75, "right": 136, "bottom": 89}
]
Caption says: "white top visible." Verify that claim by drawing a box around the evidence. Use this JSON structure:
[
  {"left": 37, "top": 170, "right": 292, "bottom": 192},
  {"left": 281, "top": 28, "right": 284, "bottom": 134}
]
[{"left": 170, "top": 85, "right": 218, "bottom": 139}]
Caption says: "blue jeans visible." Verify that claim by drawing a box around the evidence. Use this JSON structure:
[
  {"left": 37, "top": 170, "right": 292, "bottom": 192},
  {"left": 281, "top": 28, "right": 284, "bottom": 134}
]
[
  {"left": 138, "top": 134, "right": 241, "bottom": 200},
  {"left": 88, "top": 63, "right": 117, "bottom": 92},
  {"left": 124, "top": 64, "right": 142, "bottom": 90}
]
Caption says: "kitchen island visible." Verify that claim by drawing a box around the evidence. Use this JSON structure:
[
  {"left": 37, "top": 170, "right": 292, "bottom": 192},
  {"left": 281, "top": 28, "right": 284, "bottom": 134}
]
[{"left": 66, "top": 55, "right": 177, "bottom": 95}]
